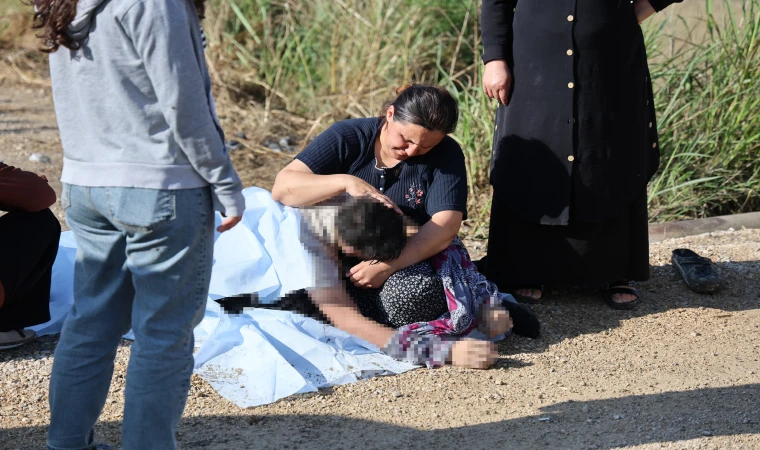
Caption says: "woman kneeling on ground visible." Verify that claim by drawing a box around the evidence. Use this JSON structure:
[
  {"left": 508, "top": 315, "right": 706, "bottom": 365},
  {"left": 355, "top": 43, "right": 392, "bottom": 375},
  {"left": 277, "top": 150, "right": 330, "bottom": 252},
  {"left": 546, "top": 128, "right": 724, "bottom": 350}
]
[{"left": 272, "top": 84, "right": 538, "bottom": 369}]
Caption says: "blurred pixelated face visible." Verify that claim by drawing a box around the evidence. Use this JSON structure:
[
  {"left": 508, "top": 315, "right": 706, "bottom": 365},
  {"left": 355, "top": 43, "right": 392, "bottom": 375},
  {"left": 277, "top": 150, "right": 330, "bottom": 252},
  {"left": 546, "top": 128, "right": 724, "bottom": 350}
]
[
  {"left": 337, "top": 239, "right": 371, "bottom": 260},
  {"left": 381, "top": 106, "right": 446, "bottom": 161}
]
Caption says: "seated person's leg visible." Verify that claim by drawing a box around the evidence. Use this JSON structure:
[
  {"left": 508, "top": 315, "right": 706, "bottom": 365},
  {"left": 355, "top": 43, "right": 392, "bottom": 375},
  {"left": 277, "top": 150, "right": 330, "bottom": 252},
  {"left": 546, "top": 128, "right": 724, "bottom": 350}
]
[
  {"left": 370, "top": 261, "right": 517, "bottom": 338},
  {"left": 0, "top": 209, "right": 61, "bottom": 347},
  {"left": 373, "top": 260, "right": 448, "bottom": 328}
]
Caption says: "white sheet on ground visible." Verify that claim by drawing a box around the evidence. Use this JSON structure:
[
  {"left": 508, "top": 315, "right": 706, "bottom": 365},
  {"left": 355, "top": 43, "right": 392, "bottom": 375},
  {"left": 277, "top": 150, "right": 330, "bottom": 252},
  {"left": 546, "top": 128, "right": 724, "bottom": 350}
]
[{"left": 31, "top": 187, "right": 418, "bottom": 408}]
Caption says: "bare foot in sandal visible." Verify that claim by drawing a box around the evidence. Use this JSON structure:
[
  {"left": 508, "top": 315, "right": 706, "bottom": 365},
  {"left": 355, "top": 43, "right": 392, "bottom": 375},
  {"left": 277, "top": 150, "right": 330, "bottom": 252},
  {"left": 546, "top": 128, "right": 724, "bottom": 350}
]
[
  {"left": 607, "top": 281, "right": 641, "bottom": 310},
  {"left": 610, "top": 288, "right": 637, "bottom": 304},
  {"left": 515, "top": 288, "right": 542, "bottom": 300},
  {"left": 513, "top": 286, "right": 543, "bottom": 302}
]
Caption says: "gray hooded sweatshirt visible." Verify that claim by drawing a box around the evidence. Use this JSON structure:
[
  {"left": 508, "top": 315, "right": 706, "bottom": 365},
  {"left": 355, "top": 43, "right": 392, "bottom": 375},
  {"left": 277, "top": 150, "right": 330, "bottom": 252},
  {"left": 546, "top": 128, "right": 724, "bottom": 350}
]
[{"left": 49, "top": 0, "right": 245, "bottom": 216}]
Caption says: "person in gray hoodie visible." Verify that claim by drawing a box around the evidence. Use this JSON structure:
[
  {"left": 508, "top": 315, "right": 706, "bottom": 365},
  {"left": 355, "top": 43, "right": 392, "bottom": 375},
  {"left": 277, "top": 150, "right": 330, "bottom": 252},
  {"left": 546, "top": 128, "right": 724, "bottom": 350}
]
[{"left": 33, "top": 1, "right": 245, "bottom": 449}]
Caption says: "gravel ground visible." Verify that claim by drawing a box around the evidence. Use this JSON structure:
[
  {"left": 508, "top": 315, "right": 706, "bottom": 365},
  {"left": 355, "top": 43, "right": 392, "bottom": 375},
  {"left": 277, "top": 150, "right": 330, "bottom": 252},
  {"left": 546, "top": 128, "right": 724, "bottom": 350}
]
[{"left": 1, "top": 83, "right": 759, "bottom": 450}]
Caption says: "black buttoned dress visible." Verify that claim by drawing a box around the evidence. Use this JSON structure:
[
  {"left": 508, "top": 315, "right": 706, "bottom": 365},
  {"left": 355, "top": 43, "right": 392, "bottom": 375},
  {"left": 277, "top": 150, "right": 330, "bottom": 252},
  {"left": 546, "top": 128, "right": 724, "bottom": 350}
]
[{"left": 480, "top": 0, "right": 681, "bottom": 289}]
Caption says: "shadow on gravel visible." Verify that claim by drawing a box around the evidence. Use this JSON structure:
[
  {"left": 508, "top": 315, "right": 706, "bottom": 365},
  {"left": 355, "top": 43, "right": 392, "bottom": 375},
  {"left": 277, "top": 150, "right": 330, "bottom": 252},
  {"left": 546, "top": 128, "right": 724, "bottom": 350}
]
[
  {"left": 500, "top": 259, "right": 760, "bottom": 356},
  {"left": 2, "top": 383, "right": 758, "bottom": 449}
]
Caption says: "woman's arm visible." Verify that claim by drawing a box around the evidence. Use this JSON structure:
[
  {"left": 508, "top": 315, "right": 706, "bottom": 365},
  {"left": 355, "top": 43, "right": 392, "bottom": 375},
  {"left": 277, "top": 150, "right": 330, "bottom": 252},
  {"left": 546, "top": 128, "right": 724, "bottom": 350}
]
[
  {"left": 481, "top": 0, "right": 516, "bottom": 105},
  {"left": 347, "top": 210, "right": 463, "bottom": 288},
  {"left": 273, "top": 159, "right": 402, "bottom": 212},
  {"left": 272, "top": 159, "right": 349, "bottom": 206},
  {"left": 391, "top": 210, "right": 462, "bottom": 270},
  {"left": 481, "top": 0, "right": 517, "bottom": 64}
]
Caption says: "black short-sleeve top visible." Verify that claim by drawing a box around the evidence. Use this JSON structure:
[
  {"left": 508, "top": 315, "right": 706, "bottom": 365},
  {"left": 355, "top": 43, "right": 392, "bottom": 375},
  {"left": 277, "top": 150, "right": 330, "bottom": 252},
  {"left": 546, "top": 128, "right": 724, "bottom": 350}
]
[{"left": 295, "top": 117, "right": 468, "bottom": 226}]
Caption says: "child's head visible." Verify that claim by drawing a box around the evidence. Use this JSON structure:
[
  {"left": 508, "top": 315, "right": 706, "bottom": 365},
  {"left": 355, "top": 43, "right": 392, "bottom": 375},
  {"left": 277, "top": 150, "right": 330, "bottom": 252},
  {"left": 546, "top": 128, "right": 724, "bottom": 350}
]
[{"left": 335, "top": 197, "right": 406, "bottom": 262}]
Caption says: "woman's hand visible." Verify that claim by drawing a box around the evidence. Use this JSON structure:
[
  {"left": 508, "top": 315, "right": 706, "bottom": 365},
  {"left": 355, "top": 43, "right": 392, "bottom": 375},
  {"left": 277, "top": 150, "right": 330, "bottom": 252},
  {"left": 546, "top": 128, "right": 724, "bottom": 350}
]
[
  {"left": 450, "top": 338, "right": 498, "bottom": 369},
  {"left": 482, "top": 59, "right": 512, "bottom": 105},
  {"left": 348, "top": 260, "right": 395, "bottom": 289},
  {"left": 343, "top": 175, "right": 402, "bottom": 214},
  {"left": 634, "top": 0, "right": 656, "bottom": 23}
]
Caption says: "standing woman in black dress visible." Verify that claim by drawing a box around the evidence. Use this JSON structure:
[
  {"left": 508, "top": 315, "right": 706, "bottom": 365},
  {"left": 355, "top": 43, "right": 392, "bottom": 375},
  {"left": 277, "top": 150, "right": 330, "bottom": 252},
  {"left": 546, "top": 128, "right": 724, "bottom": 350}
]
[{"left": 480, "top": 0, "right": 682, "bottom": 308}]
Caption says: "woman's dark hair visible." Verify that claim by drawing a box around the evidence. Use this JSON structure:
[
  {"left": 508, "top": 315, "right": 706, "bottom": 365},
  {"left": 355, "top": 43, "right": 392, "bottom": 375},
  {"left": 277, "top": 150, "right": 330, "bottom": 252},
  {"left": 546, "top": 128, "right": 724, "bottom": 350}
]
[
  {"left": 31, "top": 0, "right": 79, "bottom": 53},
  {"left": 31, "top": 0, "right": 206, "bottom": 53},
  {"left": 335, "top": 197, "right": 406, "bottom": 262},
  {"left": 382, "top": 84, "right": 459, "bottom": 134}
]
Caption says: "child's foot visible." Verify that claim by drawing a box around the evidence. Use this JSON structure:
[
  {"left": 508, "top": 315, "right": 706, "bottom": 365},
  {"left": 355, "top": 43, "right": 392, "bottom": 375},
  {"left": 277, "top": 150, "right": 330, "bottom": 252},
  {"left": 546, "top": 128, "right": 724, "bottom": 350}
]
[{"left": 511, "top": 285, "right": 544, "bottom": 303}]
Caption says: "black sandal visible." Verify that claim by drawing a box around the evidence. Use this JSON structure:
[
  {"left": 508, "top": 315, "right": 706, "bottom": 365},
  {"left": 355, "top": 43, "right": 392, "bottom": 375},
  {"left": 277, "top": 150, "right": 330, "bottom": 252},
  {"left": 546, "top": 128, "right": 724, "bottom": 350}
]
[
  {"left": 510, "top": 285, "right": 544, "bottom": 304},
  {"left": 606, "top": 280, "right": 640, "bottom": 310}
]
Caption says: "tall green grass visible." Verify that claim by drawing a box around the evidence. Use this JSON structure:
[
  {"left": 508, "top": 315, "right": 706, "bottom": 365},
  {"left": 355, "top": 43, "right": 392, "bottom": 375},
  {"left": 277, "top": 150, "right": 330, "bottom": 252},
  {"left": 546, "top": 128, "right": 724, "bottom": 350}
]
[
  {"left": 645, "top": 0, "right": 760, "bottom": 221},
  {"left": 214, "top": 0, "right": 471, "bottom": 115},
  {"left": 212, "top": 0, "right": 760, "bottom": 226}
]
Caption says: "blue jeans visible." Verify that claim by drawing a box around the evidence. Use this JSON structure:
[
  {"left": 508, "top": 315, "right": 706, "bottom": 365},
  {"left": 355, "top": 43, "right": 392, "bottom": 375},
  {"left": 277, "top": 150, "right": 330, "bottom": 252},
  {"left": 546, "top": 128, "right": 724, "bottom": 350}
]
[{"left": 48, "top": 185, "right": 214, "bottom": 450}]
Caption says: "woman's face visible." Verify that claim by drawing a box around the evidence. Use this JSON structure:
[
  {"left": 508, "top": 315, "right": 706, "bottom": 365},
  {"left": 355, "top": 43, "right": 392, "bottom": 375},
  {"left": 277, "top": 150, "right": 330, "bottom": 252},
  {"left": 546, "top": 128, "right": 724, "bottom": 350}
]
[{"left": 381, "top": 106, "right": 446, "bottom": 161}]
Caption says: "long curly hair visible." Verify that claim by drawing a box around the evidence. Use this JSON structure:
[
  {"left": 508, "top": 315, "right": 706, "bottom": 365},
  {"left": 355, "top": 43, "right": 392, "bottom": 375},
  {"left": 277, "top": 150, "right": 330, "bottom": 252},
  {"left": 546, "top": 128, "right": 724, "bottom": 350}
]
[
  {"left": 31, "top": 0, "right": 79, "bottom": 53},
  {"left": 31, "top": 0, "right": 206, "bottom": 53}
]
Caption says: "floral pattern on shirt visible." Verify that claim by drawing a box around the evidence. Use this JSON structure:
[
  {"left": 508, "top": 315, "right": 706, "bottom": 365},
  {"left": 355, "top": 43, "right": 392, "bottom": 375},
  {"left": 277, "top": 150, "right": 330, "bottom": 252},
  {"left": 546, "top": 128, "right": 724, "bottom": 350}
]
[{"left": 405, "top": 184, "right": 424, "bottom": 208}]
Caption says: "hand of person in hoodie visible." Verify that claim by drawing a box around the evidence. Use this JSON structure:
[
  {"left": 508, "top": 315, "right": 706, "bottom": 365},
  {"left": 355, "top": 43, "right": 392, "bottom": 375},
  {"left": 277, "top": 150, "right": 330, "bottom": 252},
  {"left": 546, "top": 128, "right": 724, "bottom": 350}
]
[{"left": 217, "top": 214, "right": 242, "bottom": 233}]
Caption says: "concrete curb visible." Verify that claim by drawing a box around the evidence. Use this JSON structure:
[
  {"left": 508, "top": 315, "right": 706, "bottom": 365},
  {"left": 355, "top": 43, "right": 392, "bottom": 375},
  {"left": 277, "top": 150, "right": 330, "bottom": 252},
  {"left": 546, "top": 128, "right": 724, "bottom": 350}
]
[{"left": 649, "top": 211, "right": 760, "bottom": 243}]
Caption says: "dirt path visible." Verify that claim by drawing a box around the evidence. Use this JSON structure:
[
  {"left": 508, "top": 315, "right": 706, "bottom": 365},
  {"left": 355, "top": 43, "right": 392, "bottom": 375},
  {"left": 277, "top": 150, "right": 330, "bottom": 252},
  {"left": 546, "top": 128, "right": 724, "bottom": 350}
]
[{"left": 1, "top": 83, "right": 759, "bottom": 450}]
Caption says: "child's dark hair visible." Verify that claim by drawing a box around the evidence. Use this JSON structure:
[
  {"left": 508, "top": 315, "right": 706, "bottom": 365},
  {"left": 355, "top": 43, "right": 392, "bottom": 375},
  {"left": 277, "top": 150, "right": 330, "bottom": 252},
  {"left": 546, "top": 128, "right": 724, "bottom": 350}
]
[
  {"left": 336, "top": 197, "right": 406, "bottom": 262},
  {"left": 382, "top": 84, "right": 459, "bottom": 134}
]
